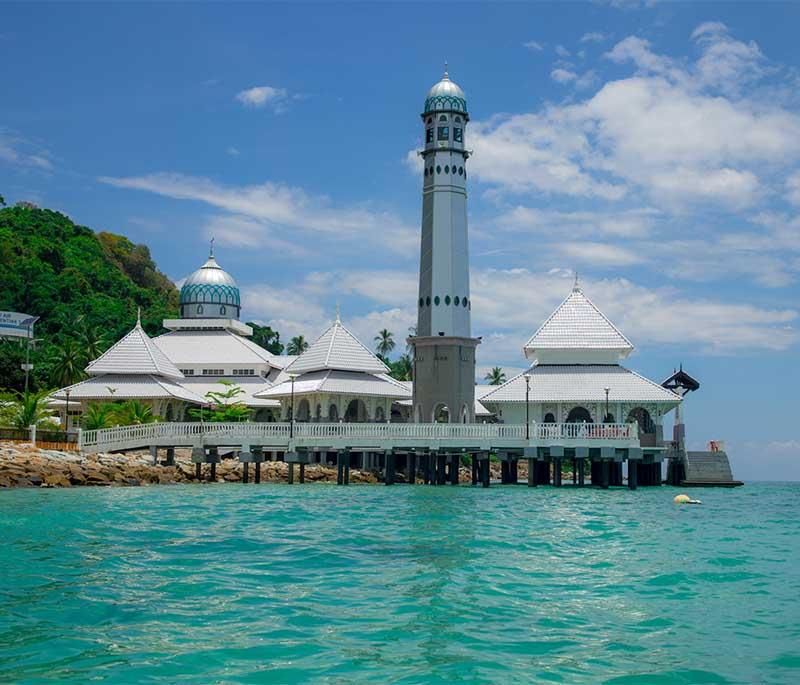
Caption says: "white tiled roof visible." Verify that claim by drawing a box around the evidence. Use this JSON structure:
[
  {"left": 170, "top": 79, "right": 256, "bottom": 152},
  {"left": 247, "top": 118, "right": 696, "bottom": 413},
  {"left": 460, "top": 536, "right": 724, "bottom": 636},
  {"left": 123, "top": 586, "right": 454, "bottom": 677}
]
[
  {"left": 524, "top": 286, "right": 633, "bottom": 352},
  {"left": 86, "top": 322, "right": 183, "bottom": 379},
  {"left": 178, "top": 376, "right": 280, "bottom": 408},
  {"left": 396, "top": 383, "right": 494, "bottom": 416},
  {"left": 255, "top": 370, "right": 410, "bottom": 399},
  {"left": 284, "top": 319, "right": 389, "bottom": 375},
  {"left": 480, "top": 365, "right": 681, "bottom": 404},
  {"left": 153, "top": 329, "right": 287, "bottom": 368},
  {"left": 51, "top": 374, "right": 204, "bottom": 403}
]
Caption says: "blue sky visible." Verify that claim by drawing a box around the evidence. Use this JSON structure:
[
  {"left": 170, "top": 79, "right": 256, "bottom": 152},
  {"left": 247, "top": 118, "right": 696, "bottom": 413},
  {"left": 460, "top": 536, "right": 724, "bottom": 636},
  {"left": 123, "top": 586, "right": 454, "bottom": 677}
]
[{"left": 2, "top": 1, "right": 800, "bottom": 479}]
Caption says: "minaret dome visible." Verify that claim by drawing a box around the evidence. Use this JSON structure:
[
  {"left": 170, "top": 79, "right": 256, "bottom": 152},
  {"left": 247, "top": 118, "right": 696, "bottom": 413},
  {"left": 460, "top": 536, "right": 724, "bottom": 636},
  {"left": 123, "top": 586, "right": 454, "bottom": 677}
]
[{"left": 179, "top": 244, "right": 241, "bottom": 320}]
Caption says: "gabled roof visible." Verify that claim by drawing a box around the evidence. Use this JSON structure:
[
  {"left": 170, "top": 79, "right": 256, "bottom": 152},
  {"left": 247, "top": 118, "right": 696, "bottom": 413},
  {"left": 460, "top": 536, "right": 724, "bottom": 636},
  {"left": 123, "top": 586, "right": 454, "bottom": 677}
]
[
  {"left": 51, "top": 374, "right": 203, "bottom": 403},
  {"left": 284, "top": 318, "right": 389, "bottom": 375},
  {"left": 153, "top": 329, "right": 288, "bottom": 369},
  {"left": 86, "top": 320, "right": 183, "bottom": 379},
  {"left": 255, "top": 369, "right": 410, "bottom": 399},
  {"left": 178, "top": 376, "right": 280, "bottom": 408},
  {"left": 524, "top": 285, "right": 633, "bottom": 355},
  {"left": 480, "top": 364, "right": 681, "bottom": 404}
]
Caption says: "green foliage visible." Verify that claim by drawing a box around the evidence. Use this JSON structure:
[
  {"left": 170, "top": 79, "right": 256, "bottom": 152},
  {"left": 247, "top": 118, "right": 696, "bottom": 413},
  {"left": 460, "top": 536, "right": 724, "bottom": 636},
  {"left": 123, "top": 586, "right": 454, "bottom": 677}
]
[
  {"left": 0, "top": 389, "right": 56, "bottom": 429},
  {"left": 374, "top": 329, "right": 395, "bottom": 357},
  {"left": 187, "top": 381, "right": 252, "bottom": 422},
  {"left": 0, "top": 205, "right": 179, "bottom": 393},
  {"left": 485, "top": 367, "right": 507, "bottom": 385},
  {"left": 0, "top": 194, "right": 5, "bottom": 207},
  {"left": 287, "top": 335, "right": 309, "bottom": 356},
  {"left": 113, "top": 400, "right": 159, "bottom": 425},
  {"left": 247, "top": 321, "right": 284, "bottom": 355},
  {"left": 82, "top": 402, "right": 118, "bottom": 430},
  {"left": 387, "top": 354, "right": 413, "bottom": 381}
]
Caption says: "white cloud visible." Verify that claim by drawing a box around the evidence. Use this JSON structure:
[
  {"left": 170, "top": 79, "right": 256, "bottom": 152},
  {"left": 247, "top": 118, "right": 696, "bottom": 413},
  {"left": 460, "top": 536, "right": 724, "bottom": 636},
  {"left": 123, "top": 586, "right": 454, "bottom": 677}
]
[
  {"left": 0, "top": 129, "right": 53, "bottom": 171},
  {"left": 551, "top": 68, "right": 577, "bottom": 84},
  {"left": 235, "top": 85, "right": 289, "bottom": 112},
  {"left": 787, "top": 172, "right": 800, "bottom": 206},
  {"left": 226, "top": 146, "right": 240, "bottom": 156},
  {"left": 557, "top": 242, "right": 644, "bottom": 266},
  {"left": 99, "top": 172, "right": 417, "bottom": 256},
  {"left": 524, "top": 40, "right": 544, "bottom": 51},
  {"left": 555, "top": 45, "right": 571, "bottom": 58},
  {"left": 581, "top": 31, "right": 610, "bottom": 43}
]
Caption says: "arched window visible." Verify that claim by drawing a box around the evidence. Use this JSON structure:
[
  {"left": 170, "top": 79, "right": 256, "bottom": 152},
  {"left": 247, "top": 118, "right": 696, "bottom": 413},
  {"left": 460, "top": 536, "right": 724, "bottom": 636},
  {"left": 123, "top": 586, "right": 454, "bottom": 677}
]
[
  {"left": 434, "top": 296, "right": 440, "bottom": 305},
  {"left": 220, "top": 305, "right": 226, "bottom": 315},
  {"left": 426, "top": 128, "right": 433, "bottom": 144},
  {"left": 375, "top": 406, "right": 385, "bottom": 422},
  {"left": 296, "top": 399, "right": 311, "bottom": 422},
  {"left": 433, "top": 403, "right": 450, "bottom": 423},
  {"left": 436, "top": 165, "right": 441, "bottom": 174},
  {"left": 445, "top": 165, "right": 449, "bottom": 173},
  {"left": 445, "top": 295, "right": 451, "bottom": 305},
  {"left": 455, "top": 116, "right": 462, "bottom": 123},
  {"left": 454, "top": 296, "right": 460, "bottom": 306},
  {"left": 345, "top": 399, "right": 368, "bottom": 422},
  {"left": 197, "top": 305, "right": 204, "bottom": 315},
  {"left": 454, "top": 128, "right": 463, "bottom": 143},
  {"left": 543, "top": 412, "right": 556, "bottom": 423},
  {"left": 462, "top": 297, "right": 468, "bottom": 307},
  {"left": 439, "top": 115, "right": 447, "bottom": 122},
  {"left": 329, "top": 404, "right": 339, "bottom": 422},
  {"left": 437, "top": 126, "right": 449, "bottom": 141},
  {"left": 603, "top": 412, "right": 615, "bottom": 423},
  {"left": 566, "top": 406, "right": 593, "bottom": 423},
  {"left": 426, "top": 296, "right": 431, "bottom": 306},
  {"left": 315, "top": 404, "right": 322, "bottom": 421},
  {"left": 627, "top": 407, "right": 655, "bottom": 434}
]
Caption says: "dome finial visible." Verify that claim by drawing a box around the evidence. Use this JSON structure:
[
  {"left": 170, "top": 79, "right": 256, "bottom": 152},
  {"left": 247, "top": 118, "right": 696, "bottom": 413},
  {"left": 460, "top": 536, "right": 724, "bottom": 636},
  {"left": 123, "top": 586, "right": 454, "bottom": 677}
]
[
  {"left": 136, "top": 306, "right": 142, "bottom": 327},
  {"left": 335, "top": 301, "right": 341, "bottom": 324},
  {"left": 443, "top": 60, "right": 449, "bottom": 79},
  {"left": 573, "top": 271, "right": 581, "bottom": 293},
  {"left": 209, "top": 236, "right": 215, "bottom": 258}
]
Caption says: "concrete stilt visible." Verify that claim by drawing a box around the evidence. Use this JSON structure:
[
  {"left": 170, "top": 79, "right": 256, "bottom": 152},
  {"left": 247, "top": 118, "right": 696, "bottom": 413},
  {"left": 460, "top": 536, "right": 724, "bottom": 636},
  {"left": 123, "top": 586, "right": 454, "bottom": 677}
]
[
  {"left": 299, "top": 463, "right": 305, "bottom": 484},
  {"left": 385, "top": 451, "right": 396, "bottom": 485},
  {"left": 482, "top": 457, "right": 490, "bottom": 488},
  {"left": 165, "top": 447, "right": 175, "bottom": 466},
  {"left": 288, "top": 462, "right": 295, "bottom": 485},
  {"left": 210, "top": 463, "right": 217, "bottom": 482},
  {"left": 437, "top": 454, "right": 446, "bottom": 485},
  {"left": 450, "top": 455, "right": 460, "bottom": 485},
  {"left": 150, "top": 445, "right": 158, "bottom": 466},
  {"left": 471, "top": 455, "right": 479, "bottom": 486},
  {"left": 243, "top": 461, "right": 249, "bottom": 484},
  {"left": 573, "top": 458, "right": 577, "bottom": 485},
  {"left": 628, "top": 460, "right": 638, "bottom": 490},
  {"left": 344, "top": 452, "right": 351, "bottom": 485},
  {"left": 255, "top": 461, "right": 261, "bottom": 484},
  {"left": 337, "top": 452, "right": 345, "bottom": 485},
  {"left": 527, "top": 458, "right": 536, "bottom": 487},
  {"left": 501, "top": 460, "right": 510, "bottom": 484},
  {"left": 601, "top": 461, "right": 610, "bottom": 489},
  {"left": 195, "top": 463, "right": 201, "bottom": 480},
  {"left": 578, "top": 459, "right": 585, "bottom": 487}
]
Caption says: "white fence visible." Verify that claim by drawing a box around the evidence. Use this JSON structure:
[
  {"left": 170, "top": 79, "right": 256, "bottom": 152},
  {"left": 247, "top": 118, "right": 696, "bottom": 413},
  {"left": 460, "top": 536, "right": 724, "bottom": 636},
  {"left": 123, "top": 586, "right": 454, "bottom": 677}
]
[{"left": 79, "top": 422, "right": 638, "bottom": 454}]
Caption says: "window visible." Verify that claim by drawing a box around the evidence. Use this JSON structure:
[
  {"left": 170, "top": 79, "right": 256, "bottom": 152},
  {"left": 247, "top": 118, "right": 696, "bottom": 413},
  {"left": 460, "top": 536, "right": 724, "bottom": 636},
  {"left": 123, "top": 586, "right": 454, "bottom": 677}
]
[
  {"left": 427, "top": 117, "right": 432, "bottom": 125},
  {"left": 426, "top": 296, "right": 431, "bottom": 306},
  {"left": 458, "top": 166, "right": 463, "bottom": 175},
  {"left": 445, "top": 165, "right": 449, "bottom": 173},
  {"left": 454, "top": 296, "right": 460, "bottom": 306},
  {"left": 454, "top": 128, "right": 463, "bottom": 143},
  {"left": 180, "top": 369, "right": 195, "bottom": 376},
  {"left": 437, "top": 126, "right": 449, "bottom": 141},
  {"left": 436, "top": 165, "right": 441, "bottom": 174},
  {"left": 197, "top": 305, "right": 204, "bottom": 315},
  {"left": 439, "top": 115, "right": 447, "bottom": 122},
  {"left": 419, "top": 297, "right": 424, "bottom": 307},
  {"left": 425, "top": 128, "right": 433, "bottom": 144},
  {"left": 445, "top": 295, "right": 451, "bottom": 305},
  {"left": 220, "top": 305, "right": 226, "bottom": 315},
  {"left": 424, "top": 168, "right": 428, "bottom": 177},
  {"left": 455, "top": 116, "right": 462, "bottom": 123},
  {"left": 463, "top": 297, "right": 468, "bottom": 307},
  {"left": 434, "top": 296, "right": 440, "bottom": 305},
  {"left": 233, "top": 369, "right": 255, "bottom": 376},
  {"left": 202, "top": 369, "right": 224, "bottom": 376}
]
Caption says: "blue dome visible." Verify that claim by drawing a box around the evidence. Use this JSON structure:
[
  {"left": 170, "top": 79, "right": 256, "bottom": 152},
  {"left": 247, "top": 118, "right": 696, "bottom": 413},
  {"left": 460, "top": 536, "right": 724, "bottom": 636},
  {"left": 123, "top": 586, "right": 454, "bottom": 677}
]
[{"left": 179, "top": 255, "right": 241, "bottom": 319}]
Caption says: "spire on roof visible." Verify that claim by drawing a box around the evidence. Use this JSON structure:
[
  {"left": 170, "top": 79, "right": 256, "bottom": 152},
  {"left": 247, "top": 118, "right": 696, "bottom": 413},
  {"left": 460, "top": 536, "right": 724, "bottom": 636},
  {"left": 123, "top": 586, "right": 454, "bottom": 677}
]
[
  {"left": 335, "top": 302, "right": 341, "bottom": 324},
  {"left": 443, "top": 61, "right": 449, "bottom": 79},
  {"left": 573, "top": 271, "right": 581, "bottom": 293},
  {"left": 136, "top": 307, "right": 142, "bottom": 327},
  {"left": 209, "top": 236, "right": 215, "bottom": 258}
]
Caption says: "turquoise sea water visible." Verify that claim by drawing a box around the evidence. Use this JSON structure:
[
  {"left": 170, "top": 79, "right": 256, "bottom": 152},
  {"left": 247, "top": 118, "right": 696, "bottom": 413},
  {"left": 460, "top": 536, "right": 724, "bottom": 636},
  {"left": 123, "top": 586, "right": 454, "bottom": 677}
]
[{"left": 1, "top": 483, "right": 799, "bottom": 684}]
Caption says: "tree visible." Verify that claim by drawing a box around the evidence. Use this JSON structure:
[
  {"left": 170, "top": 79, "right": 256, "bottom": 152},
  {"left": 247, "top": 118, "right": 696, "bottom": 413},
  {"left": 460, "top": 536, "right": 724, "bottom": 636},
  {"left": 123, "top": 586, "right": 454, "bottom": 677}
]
[
  {"left": 82, "top": 402, "right": 118, "bottom": 430},
  {"left": 0, "top": 195, "right": 5, "bottom": 207},
  {"left": 374, "top": 329, "right": 395, "bottom": 357},
  {"left": 485, "top": 367, "right": 507, "bottom": 385},
  {"left": 187, "top": 381, "right": 251, "bottom": 422},
  {"left": 287, "top": 335, "right": 309, "bottom": 356},
  {"left": 389, "top": 354, "right": 413, "bottom": 381},
  {"left": 247, "top": 322, "right": 284, "bottom": 355},
  {"left": 113, "top": 400, "right": 158, "bottom": 425},
  {"left": 0, "top": 389, "right": 55, "bottom": 429},
  {"left": 49, "top": 339, "right": 87, "bottom": 388}
]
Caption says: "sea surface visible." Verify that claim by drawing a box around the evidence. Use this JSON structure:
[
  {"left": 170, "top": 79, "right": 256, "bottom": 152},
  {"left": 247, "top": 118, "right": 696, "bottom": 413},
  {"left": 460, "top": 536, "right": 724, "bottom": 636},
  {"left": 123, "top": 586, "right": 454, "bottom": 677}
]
[{"left": 1, "top": 482, "right": 799, "bottom": 684}]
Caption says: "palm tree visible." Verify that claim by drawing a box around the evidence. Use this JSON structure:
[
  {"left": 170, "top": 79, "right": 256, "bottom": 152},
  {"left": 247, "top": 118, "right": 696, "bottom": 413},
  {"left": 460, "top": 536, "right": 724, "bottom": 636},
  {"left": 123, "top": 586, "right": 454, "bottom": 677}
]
[
  {"left": 80, "top": 325, "right": 108, "bottom": 361},
  {"left": 375, "top": 329, "right": 395, "bottom": 358},
  {"left": 49, "top": 339, "right": 87, "bottom": 388},
  {"left": 287, "top": 335, "right": 309, "bottom": 356},
  {"left": 113, "top": 400, "right": 158, "bottom": 425},
  {"left": 390, "top": 354, "right": 413, "bottom": 381},
  {"left": 485, "top": 367, "right": 507, "bottom": 385},
  {"left": 82, "top": 403, "right": 117, "bottom": 430},
  {"left": 3, "top": 389, "right": 55, "bottom": 429}
]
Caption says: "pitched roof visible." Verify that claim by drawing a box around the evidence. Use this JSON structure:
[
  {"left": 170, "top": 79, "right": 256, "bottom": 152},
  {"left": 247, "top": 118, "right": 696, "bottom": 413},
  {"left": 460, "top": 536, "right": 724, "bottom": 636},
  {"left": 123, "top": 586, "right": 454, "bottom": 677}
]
[
  {"left": 153, "top": 329, "right": 288, "bottom": 368},
  {"left": 524, "top": 285, "right": 633, "bottom": 353},
  {"left": 86, "top": 321, "right": 184, "bottom": 379},
  {"left": 255, "top": 369, "right": 410, "bottom": 399},
  {"left": 284, "top": 318, "right": 389, "bottom": 375},
  {"left": 480, "top": 365, "right": 681, "bottom": 404},
  {"left": 178, "top": 376, "right": 280, "bottom": 408},
  {"left": 51, "top": 374, "right": 204, "bottom": 403}
]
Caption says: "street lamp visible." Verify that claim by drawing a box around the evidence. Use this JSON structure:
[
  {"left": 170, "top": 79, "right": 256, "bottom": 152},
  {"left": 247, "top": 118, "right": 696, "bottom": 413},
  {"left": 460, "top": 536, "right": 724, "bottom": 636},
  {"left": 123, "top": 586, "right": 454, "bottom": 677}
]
[
  {"left": 288, "top": 373, "right": 299, "bottom": 438},
  {"left": 65, "top": 389, "right": 71, "bottom": 436},
  {"left": 604, "top": 386, "right": 610, "bottom": 423},
  {"left": 524, "top": 371, "right": 532, "bottom": 440}
]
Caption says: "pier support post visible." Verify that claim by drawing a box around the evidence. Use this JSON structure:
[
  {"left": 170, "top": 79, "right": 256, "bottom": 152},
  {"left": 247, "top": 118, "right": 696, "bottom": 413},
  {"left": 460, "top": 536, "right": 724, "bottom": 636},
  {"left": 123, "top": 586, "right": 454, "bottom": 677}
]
[
  {"left": 195, "top": 463, "right": 201, "bottom": 480},
  {"left": 436, "top": 454, "right": 447, "bottom": 485},
  {"left": 510, "top": 458, "right": 518, "bottom": 485},
  {"left": 243, "top": 461, "right": 249, "bottom": 484},
  {"left": 288, "top": 462, "right": 295, "bottom": 485},
  {"left": 573, "top": 458, "right": 577, "bottom": 485},
  {"left": 165, "top": 447, "right": 175, "bottom": 467},
  {"left": 385, "top": 451, "right": 396, "bottom": 486},
  {"left": 501, "top": 460, "right": 510, "bottom": 484},
  {"left": 299, "top": 463, "right": 305, "bottom": 484},
  {"left": 408, "top": 453, "right": 417, "bottom": 484},
  {"left": 471, "top": 455, "right": 478, "bottom": 486},
  {"left": 150, "top": 445, "right": 158, "bottom": 466},
  {"left": 527, "top": 458, "right": 536, "bottom": 487},
  {"left": 601, "top": 461, "right": 610, "bottom": 489},
  {"left": 450, "top": 455, "right": 460, "bottom": 485},
  {"left": 578, "top": 459, "right": 585, "bottom": 487},
  {"left": 628, "top": 460, "right": 638, "bottom": 490},
  {"left": 337, "top": 451, "right": 345, "bottom": 485}
]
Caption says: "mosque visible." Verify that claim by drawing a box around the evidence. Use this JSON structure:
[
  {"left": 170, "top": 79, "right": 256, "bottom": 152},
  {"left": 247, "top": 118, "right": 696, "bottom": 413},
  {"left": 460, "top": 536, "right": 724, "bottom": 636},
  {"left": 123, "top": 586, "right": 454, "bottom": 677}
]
[{"left": 52, "top": 69, "right": 736, "bottom": 485}]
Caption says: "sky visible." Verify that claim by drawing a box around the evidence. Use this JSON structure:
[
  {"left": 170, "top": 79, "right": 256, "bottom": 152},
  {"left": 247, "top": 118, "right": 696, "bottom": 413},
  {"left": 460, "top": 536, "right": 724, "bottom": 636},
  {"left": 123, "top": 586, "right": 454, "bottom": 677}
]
[{"left": 2, "top": 1, "right": 799, "bottom": 480}]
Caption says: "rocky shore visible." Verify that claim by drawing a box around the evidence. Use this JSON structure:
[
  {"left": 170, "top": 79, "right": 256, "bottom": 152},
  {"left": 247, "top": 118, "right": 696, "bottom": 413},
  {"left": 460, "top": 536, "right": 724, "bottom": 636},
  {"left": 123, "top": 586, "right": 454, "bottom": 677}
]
[{"left": 0, "top": 442, "right": 536, "bottom": 489}]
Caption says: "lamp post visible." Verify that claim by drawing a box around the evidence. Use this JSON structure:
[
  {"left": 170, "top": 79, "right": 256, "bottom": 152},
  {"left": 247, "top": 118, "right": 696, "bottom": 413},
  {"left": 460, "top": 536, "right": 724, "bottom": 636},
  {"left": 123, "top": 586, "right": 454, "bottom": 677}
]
[
  {"left": 524, "top": 372, "right": 531, "bottom": 440},
  {"left": 604, "top": 386, "right": 610, "bottom": 423},
  {"left": 289, "top": 373, "right": 298, "bottom": 438},
  {"left": 22, "top": 318, "right": 40, "bottom": 396},
  {"left": 65, "top": 389, "right": 71, "bottom": 435}
]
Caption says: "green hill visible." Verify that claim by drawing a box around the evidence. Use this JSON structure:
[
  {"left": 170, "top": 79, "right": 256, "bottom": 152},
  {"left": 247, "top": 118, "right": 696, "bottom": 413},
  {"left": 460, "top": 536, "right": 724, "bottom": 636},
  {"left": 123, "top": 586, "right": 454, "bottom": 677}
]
[{"left": 0, "top": 205, "right": 179, "bottom": 392}]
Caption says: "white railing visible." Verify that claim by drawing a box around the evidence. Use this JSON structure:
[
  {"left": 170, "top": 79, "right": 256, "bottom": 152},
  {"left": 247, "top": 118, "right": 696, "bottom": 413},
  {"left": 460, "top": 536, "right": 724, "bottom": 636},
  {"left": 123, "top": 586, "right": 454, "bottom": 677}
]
[{"left": 79, "top": 421, "right": 638, "bottom": 452}]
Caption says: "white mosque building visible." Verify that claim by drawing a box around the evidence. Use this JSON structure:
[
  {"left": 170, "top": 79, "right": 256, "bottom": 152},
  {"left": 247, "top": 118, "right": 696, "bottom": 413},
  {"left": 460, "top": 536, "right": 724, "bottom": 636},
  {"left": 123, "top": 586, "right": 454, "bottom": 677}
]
[{"left": 52, "top": 68, "right": 680, "bottom": 448}]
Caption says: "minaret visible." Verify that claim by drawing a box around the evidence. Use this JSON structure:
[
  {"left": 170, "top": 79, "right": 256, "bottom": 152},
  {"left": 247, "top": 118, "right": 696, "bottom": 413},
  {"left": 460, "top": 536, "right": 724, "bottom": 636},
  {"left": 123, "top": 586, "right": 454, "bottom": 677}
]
[{"left": 410, "top": 67, "right": 479, "bottom": 423}]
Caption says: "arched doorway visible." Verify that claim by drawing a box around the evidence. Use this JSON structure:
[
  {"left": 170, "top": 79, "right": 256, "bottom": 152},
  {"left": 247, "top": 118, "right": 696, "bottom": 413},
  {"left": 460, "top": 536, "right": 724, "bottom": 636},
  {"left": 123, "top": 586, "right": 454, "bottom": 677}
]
[
  {"left": 543, "top": 412, "right": 556, "bottom": 423},
  {"left": 296, "top": 399, "right": 311, "bottom": 422},
  {"left": 345, "top": 399, "right": 368, "bottom": 422},
  {"left": 329, "top": 404, "right": 339, "bottom": 422},
  {"left": 433, "top": 403, "right": 450, "bottom": 423},
  {"left": 165, "top": 403, "right": 174, "bottom": 422},
  {"left": 566, "top": 406, "right": 593, "bottom": 423},
  {"left": 627, "top": 407, "right": 655, "bottom": 434},
  {"left": 375, "top": 406, "right": 386, "bottom": 423}
]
